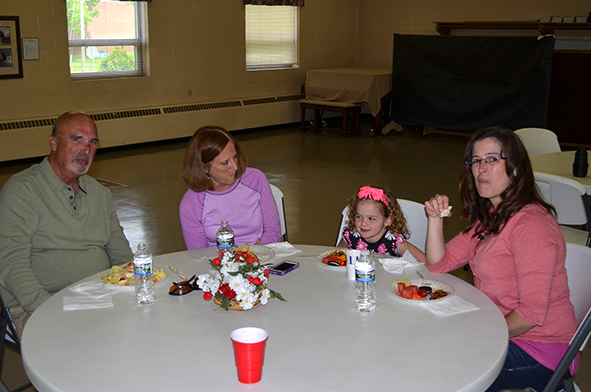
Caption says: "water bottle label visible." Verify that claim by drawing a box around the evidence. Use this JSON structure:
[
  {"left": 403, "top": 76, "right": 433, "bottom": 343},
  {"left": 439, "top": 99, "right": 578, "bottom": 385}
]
[
  {"left": 217, "top": 235, "right": 234, "bottom": 249},
  {"left": 355, "top": 269, "right": 375, "bottom": 283},
  {"left": 134, "top": 260, "right": 152, "bottom": 275}
]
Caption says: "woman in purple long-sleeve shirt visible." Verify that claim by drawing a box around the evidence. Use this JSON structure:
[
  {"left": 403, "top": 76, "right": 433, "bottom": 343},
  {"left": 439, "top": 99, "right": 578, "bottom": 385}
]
[{"left": 179, "top": 126, "right": 281, "bottom": 249}]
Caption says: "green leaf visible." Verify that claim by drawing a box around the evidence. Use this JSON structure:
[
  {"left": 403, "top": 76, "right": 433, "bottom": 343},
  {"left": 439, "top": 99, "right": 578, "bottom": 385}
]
[
  {"left": 269, "top": 289, "right": 286, "bottom": 302},
  {"left": 215, "top": 292, "right": 230, "bottom": 310}
]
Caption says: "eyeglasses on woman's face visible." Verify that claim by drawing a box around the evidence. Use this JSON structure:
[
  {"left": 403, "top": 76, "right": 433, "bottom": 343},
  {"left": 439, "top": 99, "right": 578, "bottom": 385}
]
[{"left": 465, "top": 155, "right": 506, "bottom": 167}]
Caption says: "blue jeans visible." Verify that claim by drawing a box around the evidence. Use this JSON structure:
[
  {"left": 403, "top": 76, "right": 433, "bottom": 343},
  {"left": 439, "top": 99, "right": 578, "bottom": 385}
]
[{"left": 486, "top": 341, "right": 561, "bottom": 392}]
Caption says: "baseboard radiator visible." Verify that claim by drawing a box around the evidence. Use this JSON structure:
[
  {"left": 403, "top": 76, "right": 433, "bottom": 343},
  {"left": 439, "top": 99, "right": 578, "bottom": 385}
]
[{"left": 0, "top": 93, "right": 304, "bottom": 162}]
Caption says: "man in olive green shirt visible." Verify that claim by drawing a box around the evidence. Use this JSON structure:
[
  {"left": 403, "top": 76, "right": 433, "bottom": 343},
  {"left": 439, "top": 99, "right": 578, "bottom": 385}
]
[{"left": 0, "top": 111, "right": 133, "bottom": 337}]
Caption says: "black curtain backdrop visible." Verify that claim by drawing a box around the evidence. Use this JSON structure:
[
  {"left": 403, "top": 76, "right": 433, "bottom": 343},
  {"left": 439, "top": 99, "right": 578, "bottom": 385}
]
[{"left": 391, "top": 34, "right": 555, "bottom": 132}]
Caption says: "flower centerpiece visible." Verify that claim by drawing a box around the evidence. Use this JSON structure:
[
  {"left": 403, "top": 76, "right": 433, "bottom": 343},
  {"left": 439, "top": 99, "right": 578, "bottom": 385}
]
[{"left": 197, "top": 249, "right": 285, "bottom": 311}]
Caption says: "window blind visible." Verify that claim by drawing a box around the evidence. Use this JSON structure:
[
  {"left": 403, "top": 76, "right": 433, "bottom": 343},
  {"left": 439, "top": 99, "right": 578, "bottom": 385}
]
[{"left": 245, "top": 5, "right": 298, "bottom": 69}]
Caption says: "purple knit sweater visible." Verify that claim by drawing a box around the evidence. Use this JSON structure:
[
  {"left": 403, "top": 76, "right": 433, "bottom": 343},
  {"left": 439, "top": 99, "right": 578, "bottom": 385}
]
[{"left": 179, "top": 167, "right": 281, "bottom": 249}]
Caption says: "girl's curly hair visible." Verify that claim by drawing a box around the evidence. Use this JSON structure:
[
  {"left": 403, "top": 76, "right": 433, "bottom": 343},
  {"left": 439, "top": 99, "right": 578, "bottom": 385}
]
[{"left": 346, "top": 186, "right": 410, "bottom": 238}]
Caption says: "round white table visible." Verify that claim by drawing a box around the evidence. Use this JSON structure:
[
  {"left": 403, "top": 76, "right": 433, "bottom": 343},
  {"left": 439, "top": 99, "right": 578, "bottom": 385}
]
[
  {"left": 530, "top": 150, "right": 591, "bottom": 193},
  {"left": 21, "top": 245, "right": 508, "bottom": 392}
]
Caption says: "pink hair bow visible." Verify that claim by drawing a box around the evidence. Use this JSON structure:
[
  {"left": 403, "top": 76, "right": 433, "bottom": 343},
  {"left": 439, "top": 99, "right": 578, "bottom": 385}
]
[{"left": 358, "top": 186, "right": 389, "bottom": 206}]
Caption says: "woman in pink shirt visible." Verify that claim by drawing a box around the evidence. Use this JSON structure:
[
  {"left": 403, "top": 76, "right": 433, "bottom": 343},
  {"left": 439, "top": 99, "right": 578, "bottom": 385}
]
[
  {"left": 425, "top": 126, "right": 578, "bottom": 392},
  {"left": 179, "top": 126, "right": 281, "bottom": 249}
]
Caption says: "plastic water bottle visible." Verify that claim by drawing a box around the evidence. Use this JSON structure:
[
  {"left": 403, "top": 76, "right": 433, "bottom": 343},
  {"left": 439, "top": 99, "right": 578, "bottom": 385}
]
[
  {"left": 133, "top": 243, "right": 155, "bottom": 305},
  {"left": 216, "top": 221, "right": 234, "bottom": 256},
  {"left": 355, "top": 250, "right": 376, "bottom": 313}
]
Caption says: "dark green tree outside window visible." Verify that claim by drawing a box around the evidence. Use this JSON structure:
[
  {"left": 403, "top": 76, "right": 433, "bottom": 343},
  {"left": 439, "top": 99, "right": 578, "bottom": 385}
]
[{"left": 100, "top": 47, "right": 135, "bottom": 71}]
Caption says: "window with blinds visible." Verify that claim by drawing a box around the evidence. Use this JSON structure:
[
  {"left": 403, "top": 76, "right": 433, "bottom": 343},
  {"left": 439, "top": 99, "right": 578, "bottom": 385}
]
[{"left": 245, "top": 5, "right": 299, "bottom": 70}]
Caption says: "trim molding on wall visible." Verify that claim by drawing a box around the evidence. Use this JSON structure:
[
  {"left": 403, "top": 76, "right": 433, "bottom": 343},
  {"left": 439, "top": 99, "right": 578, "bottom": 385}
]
[
  {"left": 0, "top": 93, "right": 305, "bottom": 162},
  {"left": 0, "top": 94, "right": 305, "bottom": 132}
]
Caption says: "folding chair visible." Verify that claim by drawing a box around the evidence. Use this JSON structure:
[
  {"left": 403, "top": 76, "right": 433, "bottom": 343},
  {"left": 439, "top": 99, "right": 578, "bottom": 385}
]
[
  {"left": 534, "top": 172, "right": 591, "bottom": 247},
  {"left": 515, "top": 128, "right": 561, "bottom": 157},
  {"left": 541, "top": 306, "right": 591, "bottom": 392},
  {"left": 0, "top": 292, "right": 33, "bottom": 392},
  {"left": 397, "top": 199, "right": 428, "bottom": 252},
  {"left": 540, "top": 243, "right": 591, "bottom": 392},
  {"left": 269, "top": 184, "right": 288, "bottom": 242}
]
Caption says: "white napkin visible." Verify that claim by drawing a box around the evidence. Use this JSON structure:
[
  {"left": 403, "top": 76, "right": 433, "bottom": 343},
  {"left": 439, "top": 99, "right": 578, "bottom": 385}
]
[
  {"left": 63, "top": 296, "right": 114, "bottom": 311},
  {"left": 263, "top": 242, "right": 302, "bottom": 259},
  {"left": 69, "top": 281, "right": 121, "bottom": 298},
  {"left": 418, "top": 295, "right": 479, "bottom": 316},
  {"left": 63, "top": 281, "right": 119, "bottom": 311},
  {"left": 378, "top": 250, "right": 422, "bottom": 273}
]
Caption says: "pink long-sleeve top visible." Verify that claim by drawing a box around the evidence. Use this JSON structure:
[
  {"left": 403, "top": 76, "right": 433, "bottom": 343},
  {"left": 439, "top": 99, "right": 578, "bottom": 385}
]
[
  {"left": 428, "top": 203, "right": 579, "bottom": 372},
  {"left": 179, "top": 167, "right": 281, "bottom": 250}
]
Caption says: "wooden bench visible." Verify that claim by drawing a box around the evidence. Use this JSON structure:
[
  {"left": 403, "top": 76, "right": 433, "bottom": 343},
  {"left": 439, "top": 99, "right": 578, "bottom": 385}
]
[{"left": 300, "top": 99, "right": 362, "bottom": 137}]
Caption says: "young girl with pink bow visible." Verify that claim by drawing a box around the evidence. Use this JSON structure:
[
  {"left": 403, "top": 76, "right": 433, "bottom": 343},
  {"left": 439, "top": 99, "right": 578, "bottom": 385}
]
[{"left": 338, "top": 186, "right": 426, "bottom": 262}]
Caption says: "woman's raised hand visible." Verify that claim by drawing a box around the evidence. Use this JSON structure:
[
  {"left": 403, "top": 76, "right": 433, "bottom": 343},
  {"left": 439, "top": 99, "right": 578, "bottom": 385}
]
[{"left": 425, "top": 194, "right": 452, "bottom": 219}]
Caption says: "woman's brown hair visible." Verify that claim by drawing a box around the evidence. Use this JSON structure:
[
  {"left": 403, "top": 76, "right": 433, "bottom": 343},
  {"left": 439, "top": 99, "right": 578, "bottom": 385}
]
[
  {"left": 182, "top": 126, "right": 247, "bottom": 192},
  {"left": 346, "top": 186, "right": 410, "bottom": 238},
  {"left": 459, "top": 125, "right": 555, "bottom": 237}
]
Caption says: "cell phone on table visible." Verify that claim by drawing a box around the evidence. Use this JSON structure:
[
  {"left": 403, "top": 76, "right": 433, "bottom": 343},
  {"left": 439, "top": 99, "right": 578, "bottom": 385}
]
[{"left": 269, "top": 260, "right": 299, "bottom": 276}]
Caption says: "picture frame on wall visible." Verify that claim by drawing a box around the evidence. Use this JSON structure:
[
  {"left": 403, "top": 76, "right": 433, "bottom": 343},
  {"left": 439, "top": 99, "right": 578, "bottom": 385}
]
[{"left": 0, "top": 16, "right": 23, "bottom": 79}]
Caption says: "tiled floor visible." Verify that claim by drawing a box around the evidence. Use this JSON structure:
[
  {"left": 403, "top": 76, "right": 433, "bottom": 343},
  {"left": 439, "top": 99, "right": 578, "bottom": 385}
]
[{"left": 0, "top": 120, "right": 588, "bottom": 391}]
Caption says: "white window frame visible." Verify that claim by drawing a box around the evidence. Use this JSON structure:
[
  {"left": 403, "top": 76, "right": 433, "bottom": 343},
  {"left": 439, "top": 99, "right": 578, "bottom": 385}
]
[
  {"left": 67, "top": 1, "right": 147, "bottom": 79},
  {"left": 245, "top": 5, "right": 299, "bottom": 71}
]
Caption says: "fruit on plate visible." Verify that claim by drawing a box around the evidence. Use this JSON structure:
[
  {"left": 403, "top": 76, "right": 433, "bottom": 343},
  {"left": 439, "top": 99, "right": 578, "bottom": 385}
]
[
  {"left": 322, "top": 250, "right": 346, "bottom": 266},
  {"left": 394, "top": 281, "right": 448, "bottom": 301}
]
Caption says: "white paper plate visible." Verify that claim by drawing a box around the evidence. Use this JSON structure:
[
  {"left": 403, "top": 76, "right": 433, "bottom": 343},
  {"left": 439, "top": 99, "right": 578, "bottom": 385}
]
[
  {"left": 388, "top": 279, "right": 454, "bottom": 302},
  {"left": 316, "top": 249, "right": 347, "bottom": 271},
  {"left": 250, "top": 245, "right": 276, "bottom": 263},
  {"left": 191, "top": 246, "right": 276, "bottom": 263}
]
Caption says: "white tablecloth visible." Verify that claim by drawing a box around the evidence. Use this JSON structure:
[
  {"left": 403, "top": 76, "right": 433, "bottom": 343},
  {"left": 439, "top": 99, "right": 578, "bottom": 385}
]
[
  {"left": 21, "top": 245, "right": 507, "bottom": 392},
  {"left": 305, "top": 68, "right": 392, "bottom": 116},
  {"left": 531, "top": 150, "right": 591, "bottom": 193}
]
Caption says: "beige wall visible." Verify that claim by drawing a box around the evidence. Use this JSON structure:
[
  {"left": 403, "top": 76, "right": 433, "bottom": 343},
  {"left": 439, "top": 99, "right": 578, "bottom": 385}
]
[
  {"left": 1, "top": 0, "right": 590, "bottom": 160},
  {"left": 0, "top": 0, "right": 358, "bottom": 121},
  {"left": 356, "top": 0, "right": 591, "bottom": 67}
]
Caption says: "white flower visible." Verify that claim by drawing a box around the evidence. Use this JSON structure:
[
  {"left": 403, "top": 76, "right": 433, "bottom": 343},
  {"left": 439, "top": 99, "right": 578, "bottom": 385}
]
[
  {"left": 221, "top": 261, "right": 240, "bottom": 276},
  {"left": 196, "top": 273, "right": 220, "bottom": 294},
  {"left": 240, "top": 292, "right": 258, "bottom": 310},
  {"left": 260, "top": 288, "right": 271, "bottom": 305},
  {"left": 234, "top": 282, "right": 256, "bottom": 301},
  {"left": 228, "top": 274, "right": 245, "bottom": 288}
]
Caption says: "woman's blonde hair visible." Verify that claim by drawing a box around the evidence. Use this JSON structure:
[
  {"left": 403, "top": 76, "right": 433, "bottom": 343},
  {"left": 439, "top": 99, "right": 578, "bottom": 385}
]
[
  {"left": 346, "top": 186, "right": 409, "bottom": 238},
  {"left": 182, "top": 126, "right": 247, "bottom": 192}
]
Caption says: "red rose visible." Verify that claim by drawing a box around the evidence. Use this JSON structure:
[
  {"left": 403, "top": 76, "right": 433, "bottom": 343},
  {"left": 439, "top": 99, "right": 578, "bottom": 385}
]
[
  {"left": 247, "top": 276, "right": 255, "bottom": 283},
  {"left": 219, "top": 283, "right": 237, "bottom": 299},
  {"left": 264, "top": 269, "right": 269, "bottom": 278},
  {"left": 253, "top": 277, "right": 262, "bottom": 286},
  {"left": 246, "top": 255, "right": 254, "bottom": 264},
  {"left": 203, "top": 292, "right": 212, "bottom": 300},
  {"left": 213, "top": 257, "right": 221, "bottom": 266}
]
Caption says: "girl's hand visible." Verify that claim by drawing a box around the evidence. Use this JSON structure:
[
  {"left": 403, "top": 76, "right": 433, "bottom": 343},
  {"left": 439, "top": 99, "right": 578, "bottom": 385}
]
[{"left": 425, "top": 194, "right": 451, "bottom": 219}]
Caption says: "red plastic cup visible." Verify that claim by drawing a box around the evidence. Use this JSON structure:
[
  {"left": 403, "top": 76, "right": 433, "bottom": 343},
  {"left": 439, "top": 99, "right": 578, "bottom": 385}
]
[{"left": 230, "top": 327, "right": 268, "bottom": 384}]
